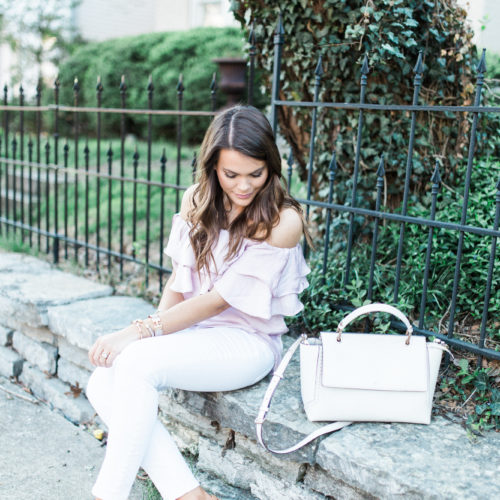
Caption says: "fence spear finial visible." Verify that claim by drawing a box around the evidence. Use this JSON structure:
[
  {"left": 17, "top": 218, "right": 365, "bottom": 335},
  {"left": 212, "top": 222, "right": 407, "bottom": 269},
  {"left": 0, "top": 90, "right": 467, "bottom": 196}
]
[
  {"left": 276, "top": 12, "right": 284, "bottom": 37},
  {"left": 376, "top": 154, "right": 385, "bottom": 178},
  {"left": 477, "top": 48, "right": 487, "bottom": 74},
  {"left": 147, "top": 74, "right": 154, "bottom": 92},
  {"left": 120, "top": 74, "right": 127, "bottom": 91},
  {"left": 315, "top": 54, "right": 324, "bottom": 77},
  {"left": 431, "top": 160, "right": 441, "bottom": 185},
  {"left": 248, "top": 22, "right": 255, "bottom": 45},
  {"left": 177, "top": 73, "right": 184, "bottom": 93},
  {"left": 287, "top": 147, "right": 294, "bottom": 168},
  {"left": 361, "top": 54, "right": 370, "bottom": 75},
  {"left": 413, "top": 50, "right": 424, "bottom": 75}
]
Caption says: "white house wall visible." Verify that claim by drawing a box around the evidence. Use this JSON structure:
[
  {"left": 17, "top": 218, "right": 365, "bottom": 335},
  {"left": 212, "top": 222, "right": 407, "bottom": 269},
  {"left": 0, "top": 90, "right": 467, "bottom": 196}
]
[{"left": 74, "top": 0, "right": 239, "bottom": 41}]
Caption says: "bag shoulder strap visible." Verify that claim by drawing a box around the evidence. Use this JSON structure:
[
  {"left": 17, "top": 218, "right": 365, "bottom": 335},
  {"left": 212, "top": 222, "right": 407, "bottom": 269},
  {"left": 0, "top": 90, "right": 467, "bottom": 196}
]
[{"left": 255, "top": 335, "right": 351, "bottom": 454}]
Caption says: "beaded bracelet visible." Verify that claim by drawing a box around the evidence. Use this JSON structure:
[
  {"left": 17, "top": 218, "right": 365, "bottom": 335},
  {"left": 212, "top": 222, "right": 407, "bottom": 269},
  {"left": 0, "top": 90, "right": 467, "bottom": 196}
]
[
  {"left": 133, "top": 319, "right": 149, "bottom": 340},
  {"left": 148, "top": 313, "right": 164, "bottom": 337}
]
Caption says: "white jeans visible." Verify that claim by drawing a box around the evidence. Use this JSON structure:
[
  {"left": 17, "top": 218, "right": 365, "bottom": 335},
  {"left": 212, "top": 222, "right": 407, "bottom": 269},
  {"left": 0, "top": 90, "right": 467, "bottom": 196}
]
[{"left": 86, "top": 326, "right": 275, "bottom": 500}]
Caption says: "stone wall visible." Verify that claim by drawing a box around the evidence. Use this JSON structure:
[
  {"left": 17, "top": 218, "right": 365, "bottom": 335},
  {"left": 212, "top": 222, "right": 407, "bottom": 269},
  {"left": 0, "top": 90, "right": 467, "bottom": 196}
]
[{"left": 1, "top": 250, "right": 498, "bottom": 499}]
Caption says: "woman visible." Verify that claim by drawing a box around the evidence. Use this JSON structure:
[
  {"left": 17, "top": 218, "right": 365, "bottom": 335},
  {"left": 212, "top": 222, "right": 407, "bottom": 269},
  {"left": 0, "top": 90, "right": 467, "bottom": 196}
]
[{"left": 87, "top": 105, "right": 310, "bottom": 500}]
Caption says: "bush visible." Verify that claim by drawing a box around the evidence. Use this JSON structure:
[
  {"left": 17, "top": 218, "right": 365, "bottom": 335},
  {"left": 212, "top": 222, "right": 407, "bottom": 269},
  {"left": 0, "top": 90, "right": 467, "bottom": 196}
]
[
  {"left": 50, "top": 27, "right": 264, "bottom": 143},
  {"left": 232, "top": 0, "right": 497, "bottom": 200},
  {"left": 291, "top": 158, "right": 500, "bottom": 343}
]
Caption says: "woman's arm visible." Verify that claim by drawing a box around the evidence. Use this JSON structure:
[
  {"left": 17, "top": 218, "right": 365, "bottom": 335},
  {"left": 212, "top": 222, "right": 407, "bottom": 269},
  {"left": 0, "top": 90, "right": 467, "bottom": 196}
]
[
  {"left": 88, "top": 287, "right": 229, "bottom": 367},
  {"left": 156, "top": 288, "right": 229, "bottom": 333},
  {"left": 157, "top": 270, "right": 185, "bottom": 311}
]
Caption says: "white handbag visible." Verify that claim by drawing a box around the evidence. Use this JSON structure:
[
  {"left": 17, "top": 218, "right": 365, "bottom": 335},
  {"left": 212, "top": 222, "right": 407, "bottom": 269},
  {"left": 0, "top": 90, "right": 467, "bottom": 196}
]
[{"left": 255, "top": 303, "right": 451, "bottom": 454}]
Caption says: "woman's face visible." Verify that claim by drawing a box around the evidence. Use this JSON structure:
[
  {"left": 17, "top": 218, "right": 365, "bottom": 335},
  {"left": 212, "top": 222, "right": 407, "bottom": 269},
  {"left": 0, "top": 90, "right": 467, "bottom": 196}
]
[{"left": 215, "top": 149, "right": 269, "bottom": 216}]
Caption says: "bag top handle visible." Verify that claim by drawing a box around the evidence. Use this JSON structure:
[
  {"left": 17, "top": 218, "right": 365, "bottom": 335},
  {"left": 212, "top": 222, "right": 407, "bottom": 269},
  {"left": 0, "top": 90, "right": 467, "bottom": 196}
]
[{"left": 335, "top": 303, "right": 413, "bottom": 344}]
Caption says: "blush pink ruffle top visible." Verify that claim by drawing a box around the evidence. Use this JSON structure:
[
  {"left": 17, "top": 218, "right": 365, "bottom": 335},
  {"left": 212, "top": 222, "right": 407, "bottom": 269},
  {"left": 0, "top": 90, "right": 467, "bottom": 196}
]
[{"left": 164, "top": 214, "right": 310, "bottom": 368}]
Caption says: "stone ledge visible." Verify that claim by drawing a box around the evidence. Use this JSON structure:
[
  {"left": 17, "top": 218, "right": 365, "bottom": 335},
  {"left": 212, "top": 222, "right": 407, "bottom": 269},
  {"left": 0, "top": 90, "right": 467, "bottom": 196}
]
[
  {"left": 47, "top": 295, "right": 156, "bottom": 351},
  {"left": 0, "top": 253, "right": 113, "bottom": 328},
  {"left": 2, "top": 251, "right": 499, "bottom": 499}
]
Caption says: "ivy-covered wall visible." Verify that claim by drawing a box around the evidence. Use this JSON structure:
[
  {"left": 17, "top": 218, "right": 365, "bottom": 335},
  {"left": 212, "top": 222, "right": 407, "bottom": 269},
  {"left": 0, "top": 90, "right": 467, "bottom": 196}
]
[{"left": 232, "top": 0, "right": 495, "bottom": 200}]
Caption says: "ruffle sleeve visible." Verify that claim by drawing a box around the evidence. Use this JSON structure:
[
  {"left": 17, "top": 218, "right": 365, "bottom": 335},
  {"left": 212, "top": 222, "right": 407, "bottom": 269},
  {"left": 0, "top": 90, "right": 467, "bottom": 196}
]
[
  {"left": 214, "top": 242, "right": 310, "bottom": 320},
  {"left": 163, "top": 214, "right": 196, "bottom": 293}
]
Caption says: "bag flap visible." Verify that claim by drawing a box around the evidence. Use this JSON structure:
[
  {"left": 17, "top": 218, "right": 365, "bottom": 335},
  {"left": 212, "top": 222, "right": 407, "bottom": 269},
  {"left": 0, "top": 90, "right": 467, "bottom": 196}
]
[{"left": 320, "top": 332, "right": 428, "bottom": 392}]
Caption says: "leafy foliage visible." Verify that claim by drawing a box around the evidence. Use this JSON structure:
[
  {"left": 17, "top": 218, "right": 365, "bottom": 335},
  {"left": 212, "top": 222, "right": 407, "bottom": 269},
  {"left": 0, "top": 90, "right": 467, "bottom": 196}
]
[
  {"left": 439, "top": 358, "right": 500, "bottom": 432},
  {"left": 53, "top": 27, "right": 262, "bottom": 143},
  {"left": 290, "top": 158, "right": 500, "bottom": 343},
  {"left": 232, "top": 0, "right": 497, "bottom": 200}
]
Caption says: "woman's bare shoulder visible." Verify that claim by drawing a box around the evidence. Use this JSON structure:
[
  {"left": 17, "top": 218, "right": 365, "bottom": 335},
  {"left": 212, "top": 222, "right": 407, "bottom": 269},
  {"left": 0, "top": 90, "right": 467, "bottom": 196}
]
[
  {"left": 180, "top": 184, "right": 199, "bottom": 220},
  {"left": 267, "top": 207, "right": 303, "bottom": 249}
]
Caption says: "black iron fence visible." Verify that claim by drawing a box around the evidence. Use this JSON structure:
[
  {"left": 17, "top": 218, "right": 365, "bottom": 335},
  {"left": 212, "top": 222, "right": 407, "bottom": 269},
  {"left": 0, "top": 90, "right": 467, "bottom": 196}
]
[
  {"left": 270, "top": 17, "right": 500, "bottom": 364},
  {"left": 0, "top": 21, "right": 499, "bottom": 364},
  {"left": 0, "top": 70, "right": 229, "bottom": 291}
]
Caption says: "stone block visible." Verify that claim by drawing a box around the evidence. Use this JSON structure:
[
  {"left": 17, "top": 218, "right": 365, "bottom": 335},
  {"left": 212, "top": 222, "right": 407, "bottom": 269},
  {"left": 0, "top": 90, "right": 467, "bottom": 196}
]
[
  {"left": 197, "top": 470, "right": 257, "bottom": 500},
  {"left": 19, "top": 363, "right": 94, "bottom": 424},
  {"left": 0, "top": 269, "right": 113, "bottom": 328},
  {"left": 57, "top": 337, "right": 94, "bottom": 371},
  {"left": 159, "top": 390, "right": 224, "bottom": 443},
  {"left": 160, "top": 396, "right": 304, "bottom": 483},
  {"left": 0, "top": 251, "right": 51, "bottom": 273},
  {"left": 0, "top": 325, "right": 13, "bottom": 346},
  {"left": 11, "top": 322, "right": 56, "bottom": 345},
  {"left": 249, "top": 468, "right": 324, "bottom": 500},
  {"left": 314, "top": 418, "right": 500, "bottom": 500},
  {"left": 0, "top": 346, "right": 23, "bottom": 377},
  {"left": 47, "top": 296, "right": 156, "bottom": 351},
  {"left": 57, "top": 358, "right": 91, "bottom": 391},
  {"left": 304, "top": 466, "right": 374, "bottom": 500},
  {"left": 229, "top": 431, "right": 306, "bottom": 484},
  {"left": 12, "top": 331, "right": 58, "bottom": 375},
  {"left": 198, "top": 437, "right": 254, "bottom": 491}
]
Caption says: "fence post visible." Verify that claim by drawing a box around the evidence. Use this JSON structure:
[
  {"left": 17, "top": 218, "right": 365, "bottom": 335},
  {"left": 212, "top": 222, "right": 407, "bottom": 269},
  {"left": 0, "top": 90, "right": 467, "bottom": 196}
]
[
  {"left": 247, "top": 23, "right": 256, "bottom": 106},
  {"left": 447, "top": 49, "right": 487, "bottom": 341},
  {"left": 270, "top": 13, "right": 284, "bottom": 136},
  {"left": 343, "top": 55, "right": 369, "bottom": 288}
]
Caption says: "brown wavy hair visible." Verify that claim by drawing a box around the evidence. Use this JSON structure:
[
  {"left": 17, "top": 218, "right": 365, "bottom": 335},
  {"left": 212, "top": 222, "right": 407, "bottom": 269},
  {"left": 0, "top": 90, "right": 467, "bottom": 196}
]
[{"left": 188, "top": 105, "right": 310, "bottom": 275}]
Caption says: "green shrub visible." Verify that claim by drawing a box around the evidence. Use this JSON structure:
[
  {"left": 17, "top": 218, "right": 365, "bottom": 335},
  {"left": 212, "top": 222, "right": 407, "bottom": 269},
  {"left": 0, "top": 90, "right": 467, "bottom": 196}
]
[
  {"left": 291, "top": 158, "right": 500, "bottom": 342},
  {"left": 50, "top": 27, "right": 264, "bottom": 143}
]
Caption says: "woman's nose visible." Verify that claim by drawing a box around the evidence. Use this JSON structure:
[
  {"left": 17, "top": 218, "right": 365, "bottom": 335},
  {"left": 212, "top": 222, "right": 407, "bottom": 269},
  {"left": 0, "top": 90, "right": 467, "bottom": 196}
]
[{"left": 237, "top": 177, "right": 251, "bottom": 192}]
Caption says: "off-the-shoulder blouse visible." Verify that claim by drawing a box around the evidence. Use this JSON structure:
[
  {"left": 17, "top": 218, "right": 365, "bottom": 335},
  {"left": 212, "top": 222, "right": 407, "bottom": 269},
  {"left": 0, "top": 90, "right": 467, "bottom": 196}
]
[{"left": 164, "top": 214, "right": 310, "bottom": 368}]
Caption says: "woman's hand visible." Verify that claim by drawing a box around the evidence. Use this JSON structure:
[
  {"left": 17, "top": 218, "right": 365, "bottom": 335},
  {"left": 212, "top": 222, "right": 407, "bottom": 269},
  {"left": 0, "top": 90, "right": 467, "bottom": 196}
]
[{"left": 88, "top": 324, "right": 140, "bottom": 368}]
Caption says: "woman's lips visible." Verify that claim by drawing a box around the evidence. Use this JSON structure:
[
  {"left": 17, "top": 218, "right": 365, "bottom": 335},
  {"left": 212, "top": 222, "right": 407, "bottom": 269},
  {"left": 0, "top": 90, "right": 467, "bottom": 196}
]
[{"left": 234, "top": 192, "right": 253, "bottom": 199}]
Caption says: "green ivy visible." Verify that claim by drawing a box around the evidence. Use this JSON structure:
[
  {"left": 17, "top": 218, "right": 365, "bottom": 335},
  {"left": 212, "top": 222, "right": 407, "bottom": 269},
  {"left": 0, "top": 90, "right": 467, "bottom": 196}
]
[
  {"left": 440, "top": 359, "right": 500, "bottom": 432},
  {"left": 232, "top": 0, "right": 498, "bottom": 200}
]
